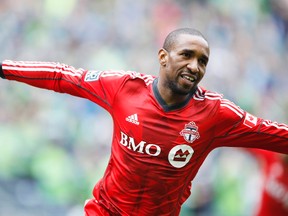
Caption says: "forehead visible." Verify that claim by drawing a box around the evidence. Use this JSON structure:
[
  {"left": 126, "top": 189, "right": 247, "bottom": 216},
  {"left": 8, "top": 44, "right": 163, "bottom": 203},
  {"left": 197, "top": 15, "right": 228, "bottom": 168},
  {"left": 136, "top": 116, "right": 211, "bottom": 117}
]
[{"left": 172, "top": 34, "right": 210, "bottom": 56}]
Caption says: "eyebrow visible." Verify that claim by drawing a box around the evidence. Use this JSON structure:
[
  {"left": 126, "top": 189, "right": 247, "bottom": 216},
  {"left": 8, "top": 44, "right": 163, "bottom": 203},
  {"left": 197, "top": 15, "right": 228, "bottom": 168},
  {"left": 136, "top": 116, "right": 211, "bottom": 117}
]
[{"left": 182, "top": 49, "right": 209, "bottom": 62}]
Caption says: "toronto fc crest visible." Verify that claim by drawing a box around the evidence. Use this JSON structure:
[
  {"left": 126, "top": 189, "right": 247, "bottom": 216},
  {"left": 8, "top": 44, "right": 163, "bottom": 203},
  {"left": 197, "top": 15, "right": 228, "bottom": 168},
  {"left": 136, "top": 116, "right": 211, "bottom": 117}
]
[{"left": 180, "top": 122, "right": 200, "bottom": 143}]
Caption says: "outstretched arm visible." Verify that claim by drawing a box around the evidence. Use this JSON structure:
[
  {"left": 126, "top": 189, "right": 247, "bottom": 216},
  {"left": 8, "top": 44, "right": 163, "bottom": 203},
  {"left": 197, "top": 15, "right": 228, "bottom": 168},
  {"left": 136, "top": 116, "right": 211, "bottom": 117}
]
[
  {"left": 212, "top": 96, "right": 288, "bottom": 154},
  {"left": 1, "top": 60, "right": 86, "bottom": 96},
  {"left": 0, "top": 60, "right": 126, "bottom": 111}
]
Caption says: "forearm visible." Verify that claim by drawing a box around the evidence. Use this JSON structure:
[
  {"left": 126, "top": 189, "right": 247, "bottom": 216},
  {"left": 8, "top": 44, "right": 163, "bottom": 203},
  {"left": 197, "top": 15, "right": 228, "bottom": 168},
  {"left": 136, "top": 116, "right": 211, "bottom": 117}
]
[
  {"left": 1, "top": 60, "right": 86, "bottom": 96},
  {"left": 1, "top": 60, "right": 116, "bottom": 110},
  {"left": 216, "top": 117, "right": 288, "bottom": 154},
  {"left": 214, "top": 103, "right": 288, "bottom": 154}
]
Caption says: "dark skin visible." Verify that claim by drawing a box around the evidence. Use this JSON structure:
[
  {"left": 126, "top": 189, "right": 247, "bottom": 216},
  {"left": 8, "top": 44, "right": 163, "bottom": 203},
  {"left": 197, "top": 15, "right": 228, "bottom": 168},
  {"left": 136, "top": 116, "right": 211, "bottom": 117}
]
[{"left": 157, "top": 34, "right": 210, "bottom": 106}]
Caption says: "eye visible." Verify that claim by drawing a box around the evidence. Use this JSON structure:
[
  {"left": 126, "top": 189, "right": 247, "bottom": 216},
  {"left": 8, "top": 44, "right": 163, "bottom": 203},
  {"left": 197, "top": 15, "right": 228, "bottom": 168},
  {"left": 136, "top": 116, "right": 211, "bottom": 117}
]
[
  {"left": 199, "top": 58, "right": 207, "bottom": 66},
  {"left": 181, "top": 52, "right": 191, "bottom": 58}
]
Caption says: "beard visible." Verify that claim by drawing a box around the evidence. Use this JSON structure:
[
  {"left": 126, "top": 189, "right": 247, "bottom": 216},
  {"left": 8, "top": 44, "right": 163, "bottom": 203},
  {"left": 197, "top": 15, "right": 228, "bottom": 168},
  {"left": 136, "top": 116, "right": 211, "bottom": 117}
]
[{"left": 167, "top": 79, "right": 195, "bottom": 96}]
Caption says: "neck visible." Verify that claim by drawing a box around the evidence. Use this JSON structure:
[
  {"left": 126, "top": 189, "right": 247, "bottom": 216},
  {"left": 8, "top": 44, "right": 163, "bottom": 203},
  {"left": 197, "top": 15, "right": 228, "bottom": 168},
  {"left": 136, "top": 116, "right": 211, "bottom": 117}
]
[{"left": 156, "top": 78, "right": 194, "bottom": 106}]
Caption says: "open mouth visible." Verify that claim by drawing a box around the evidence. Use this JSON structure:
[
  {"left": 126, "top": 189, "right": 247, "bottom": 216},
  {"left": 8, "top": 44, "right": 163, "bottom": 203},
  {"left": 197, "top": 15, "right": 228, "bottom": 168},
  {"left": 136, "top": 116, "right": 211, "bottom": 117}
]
[{"left": 181, "top": 74, "right": 196, "bottom": 83}]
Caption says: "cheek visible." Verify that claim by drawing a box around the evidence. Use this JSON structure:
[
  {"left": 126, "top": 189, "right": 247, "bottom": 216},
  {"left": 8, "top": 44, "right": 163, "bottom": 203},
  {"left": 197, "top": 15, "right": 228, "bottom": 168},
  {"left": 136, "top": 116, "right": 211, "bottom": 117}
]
[
  {"left": 197, "top": 70, "right": 206, "bottom": 82},
  {"left": 198, "top": 69, "right": 205, "bottom": 76},
  {"left": 166, "top": 63, "right": 178, "bottom": 74}
]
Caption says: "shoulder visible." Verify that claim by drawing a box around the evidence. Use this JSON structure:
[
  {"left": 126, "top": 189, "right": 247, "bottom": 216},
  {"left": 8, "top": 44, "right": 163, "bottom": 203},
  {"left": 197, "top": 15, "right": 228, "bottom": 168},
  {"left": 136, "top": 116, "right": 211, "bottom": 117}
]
[
  {"left": 194, "top": 86, "right": 244, "bottom": 118},
  {"left": 124, "top": 70, "right": 156, "bottom": 86},
  {"left": 193, "top": 86, "right": 223, "bottom": 102},
  {"left": 93, "top": 70, "right": 155, "bottom": 86}
]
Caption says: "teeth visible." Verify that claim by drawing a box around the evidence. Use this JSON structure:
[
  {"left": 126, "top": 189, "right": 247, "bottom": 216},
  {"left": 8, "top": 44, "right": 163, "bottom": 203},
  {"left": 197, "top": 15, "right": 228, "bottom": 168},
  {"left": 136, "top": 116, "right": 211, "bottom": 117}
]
[{"left": 183, "top": 75, "right": 195, "bottom": 82}]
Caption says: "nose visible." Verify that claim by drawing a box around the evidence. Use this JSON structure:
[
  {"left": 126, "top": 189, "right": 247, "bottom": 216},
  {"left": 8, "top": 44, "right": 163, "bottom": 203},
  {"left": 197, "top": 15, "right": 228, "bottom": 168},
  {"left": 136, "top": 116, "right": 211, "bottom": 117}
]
[{"left": 187, "top": 59, "right": 199, "bottom": 72}]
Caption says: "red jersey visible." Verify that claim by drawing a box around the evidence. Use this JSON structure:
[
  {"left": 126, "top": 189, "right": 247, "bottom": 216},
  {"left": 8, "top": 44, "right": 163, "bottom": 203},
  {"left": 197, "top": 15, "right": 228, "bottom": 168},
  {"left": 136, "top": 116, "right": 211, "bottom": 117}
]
[
  {"left": 248, "top": 149, "right": 288, "bottom": 216},
  {"left": 1, "top": 60, "right": 288, "bottom": 216}
]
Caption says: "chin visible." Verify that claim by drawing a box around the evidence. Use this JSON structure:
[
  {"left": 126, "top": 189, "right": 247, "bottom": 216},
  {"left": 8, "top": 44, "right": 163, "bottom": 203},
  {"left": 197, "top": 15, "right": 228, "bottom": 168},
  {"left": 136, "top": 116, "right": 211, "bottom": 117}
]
[
  {"left": 168, "top": 80, "right": 196, "bottom": 95},
  {"left": 173, "top": 87, "right": 194, "bottom": 96},
  {"left": 180, "top": 84, "right": 197, "bottom": 94}
]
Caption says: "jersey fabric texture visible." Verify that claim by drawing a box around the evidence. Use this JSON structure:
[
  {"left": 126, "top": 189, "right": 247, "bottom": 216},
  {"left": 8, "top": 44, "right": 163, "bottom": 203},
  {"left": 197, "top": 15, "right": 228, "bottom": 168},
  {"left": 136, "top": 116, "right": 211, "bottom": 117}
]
[
  {"left": 247, "top": 149, "right": 288, "bottom": 216},
  {"left": 1, "top": 60, "right": 288, "bottom": 216}
]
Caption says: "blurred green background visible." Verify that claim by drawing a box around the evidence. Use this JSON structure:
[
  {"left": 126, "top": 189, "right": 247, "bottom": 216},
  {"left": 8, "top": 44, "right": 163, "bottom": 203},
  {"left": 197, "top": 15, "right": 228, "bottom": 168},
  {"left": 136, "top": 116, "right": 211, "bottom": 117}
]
[{"left": 0, "top": 0, "right": 288, "bottom": 215}]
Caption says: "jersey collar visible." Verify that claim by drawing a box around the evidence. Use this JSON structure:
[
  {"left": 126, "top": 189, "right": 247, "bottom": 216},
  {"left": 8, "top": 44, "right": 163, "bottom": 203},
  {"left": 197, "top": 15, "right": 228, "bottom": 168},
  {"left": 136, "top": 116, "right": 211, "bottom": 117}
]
[{"left": 152, "top": 78, "right": 196, "bottom": 112}]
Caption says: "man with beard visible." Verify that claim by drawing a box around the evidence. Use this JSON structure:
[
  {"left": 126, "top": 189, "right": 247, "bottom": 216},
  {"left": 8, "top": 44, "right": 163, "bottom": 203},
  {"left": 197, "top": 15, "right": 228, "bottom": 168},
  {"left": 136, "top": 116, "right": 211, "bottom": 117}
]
[{"left": 1, "top": 28, "right": 288, "bottom": 216}]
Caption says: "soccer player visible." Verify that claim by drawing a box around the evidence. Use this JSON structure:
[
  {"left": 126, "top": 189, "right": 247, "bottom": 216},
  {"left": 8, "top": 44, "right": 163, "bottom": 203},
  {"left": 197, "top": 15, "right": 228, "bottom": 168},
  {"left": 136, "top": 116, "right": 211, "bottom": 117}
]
[
  {"left": 245, "top": 149, "right": 288, "bottom": 216},
  {"left": 1, "top": 28, "right": 288, "bottom": 216}
]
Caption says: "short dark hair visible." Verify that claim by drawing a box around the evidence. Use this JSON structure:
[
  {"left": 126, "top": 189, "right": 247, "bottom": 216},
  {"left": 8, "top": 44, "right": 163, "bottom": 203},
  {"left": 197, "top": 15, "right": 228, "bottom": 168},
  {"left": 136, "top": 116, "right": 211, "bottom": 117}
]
[{"left": 163, "top": 28, "right": 208, "bottom": 51}]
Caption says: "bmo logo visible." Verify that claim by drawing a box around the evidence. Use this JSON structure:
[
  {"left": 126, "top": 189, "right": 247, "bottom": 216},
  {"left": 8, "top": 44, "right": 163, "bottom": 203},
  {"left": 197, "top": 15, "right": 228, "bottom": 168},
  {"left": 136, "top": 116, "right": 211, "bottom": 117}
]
[
  {"left": 119, "top": 131, "right": 161, "bottom": 156},
  {"left": 119, "top": 131, "right": 194, "bottom": 168},
  {"left": 168, "top": 145, "right": 194, "bottom": 168}
]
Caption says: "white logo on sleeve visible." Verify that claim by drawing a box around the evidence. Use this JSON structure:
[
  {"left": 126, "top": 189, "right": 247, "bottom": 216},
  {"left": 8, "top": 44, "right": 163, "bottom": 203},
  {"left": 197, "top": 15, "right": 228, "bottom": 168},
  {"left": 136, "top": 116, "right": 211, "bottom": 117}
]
[
  {"left": 84, "top": 71, "right": 102, "bottom": 82},
  {"left": 168, "top": 145, "right": 194, "bottom": 168},
  {"left": 125, "top": 114, "right": 139, "bottom": 125},
  {"left": 243, "top": 113, "right": 257, "bottom": 128}
]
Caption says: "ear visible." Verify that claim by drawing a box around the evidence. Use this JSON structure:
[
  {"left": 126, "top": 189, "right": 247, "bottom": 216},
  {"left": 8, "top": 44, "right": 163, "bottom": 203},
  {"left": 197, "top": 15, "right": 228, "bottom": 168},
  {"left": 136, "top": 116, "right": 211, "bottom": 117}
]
[{"left": 158, "top": 48, "right": 168, "bottom": 66}]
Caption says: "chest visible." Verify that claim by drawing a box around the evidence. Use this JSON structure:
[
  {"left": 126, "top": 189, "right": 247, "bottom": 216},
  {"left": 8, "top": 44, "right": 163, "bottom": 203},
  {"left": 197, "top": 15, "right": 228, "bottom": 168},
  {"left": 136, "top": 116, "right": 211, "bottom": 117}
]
[{"left": 112, "top": 88, "right": 215, "bottom": 169}]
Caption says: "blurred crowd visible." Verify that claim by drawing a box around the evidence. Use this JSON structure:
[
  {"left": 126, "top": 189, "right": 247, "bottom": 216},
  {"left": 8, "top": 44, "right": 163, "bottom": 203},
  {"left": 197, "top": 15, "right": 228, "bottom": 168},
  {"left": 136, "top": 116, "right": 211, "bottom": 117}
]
[{"left": 0, "top": 0, "right": 288, "bottom": 215}]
